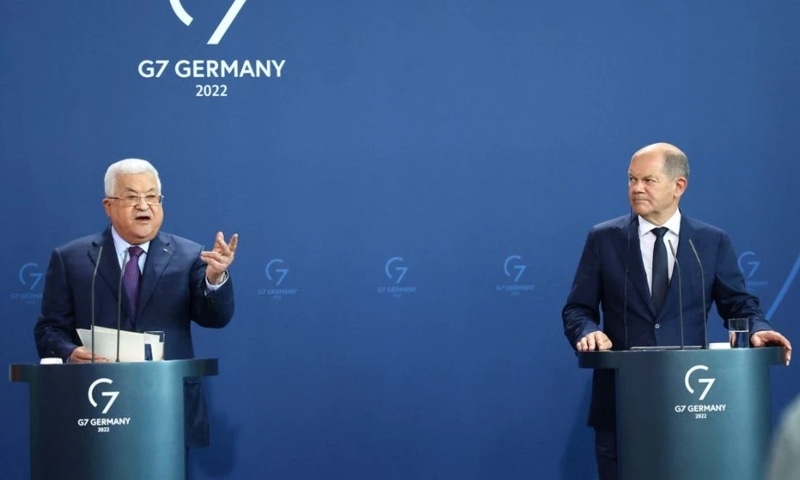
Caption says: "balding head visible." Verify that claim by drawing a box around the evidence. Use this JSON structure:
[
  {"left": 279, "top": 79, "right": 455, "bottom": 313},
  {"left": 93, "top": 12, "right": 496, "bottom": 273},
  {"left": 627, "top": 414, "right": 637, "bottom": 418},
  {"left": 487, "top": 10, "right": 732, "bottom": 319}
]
[
  {"left": 632, "top": 142, "right": 690, "bottom": 180},
  {"left": 627, "top": 142, "right": 689, "bottom": 225}
]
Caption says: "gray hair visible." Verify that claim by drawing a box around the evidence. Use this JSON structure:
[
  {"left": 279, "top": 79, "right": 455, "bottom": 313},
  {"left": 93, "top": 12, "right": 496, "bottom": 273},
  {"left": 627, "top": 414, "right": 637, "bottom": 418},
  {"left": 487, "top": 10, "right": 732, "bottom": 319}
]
[
  {"left": 104, "top": 158, "right": 162, "bottom": 196},
  {"left": 633, "top": 142, "right": 690, "bottom": 180},
  {"left": 662, "top": 147, "right": 690, "bottom": 180}
]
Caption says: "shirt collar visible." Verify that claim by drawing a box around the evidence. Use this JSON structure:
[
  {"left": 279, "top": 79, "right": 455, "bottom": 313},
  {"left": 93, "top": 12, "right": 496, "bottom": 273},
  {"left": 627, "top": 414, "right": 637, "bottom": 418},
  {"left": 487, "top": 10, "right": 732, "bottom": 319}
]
[
  {"left": 638, "top": 210, "right": 682, "bottom": 238},
  {"left": 110, "top": 226, "right": 150, "bottom": 256}
]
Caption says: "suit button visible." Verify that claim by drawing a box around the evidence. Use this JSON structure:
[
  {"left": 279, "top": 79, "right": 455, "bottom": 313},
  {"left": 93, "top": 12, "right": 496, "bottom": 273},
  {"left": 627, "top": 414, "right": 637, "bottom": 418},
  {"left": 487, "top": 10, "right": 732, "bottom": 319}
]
[{"left": 654, "top": 323, "right": 661, "bottom": 329}]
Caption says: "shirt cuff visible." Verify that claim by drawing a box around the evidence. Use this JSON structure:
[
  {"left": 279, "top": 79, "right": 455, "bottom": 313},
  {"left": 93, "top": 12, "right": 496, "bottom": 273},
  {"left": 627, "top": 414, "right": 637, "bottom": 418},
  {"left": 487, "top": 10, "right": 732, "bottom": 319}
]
[{"left": 205, "top": 271, "right": 229, "bottom": 291}]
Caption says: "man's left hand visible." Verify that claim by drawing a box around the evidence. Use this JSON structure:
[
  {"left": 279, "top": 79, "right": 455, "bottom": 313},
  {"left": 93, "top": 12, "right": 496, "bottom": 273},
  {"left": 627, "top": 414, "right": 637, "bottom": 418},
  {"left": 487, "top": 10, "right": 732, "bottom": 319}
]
[
  {"left": 201, "top": 231, "right": 239, "bottom": 284},
  {"left": 751, "top": 330, "right": 792, "bottom": 366}
]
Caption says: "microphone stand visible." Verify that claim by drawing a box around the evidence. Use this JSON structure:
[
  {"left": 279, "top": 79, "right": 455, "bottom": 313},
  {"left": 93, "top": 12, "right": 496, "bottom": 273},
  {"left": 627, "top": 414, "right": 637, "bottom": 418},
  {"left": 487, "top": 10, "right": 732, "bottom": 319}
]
[
  {"left": 90, "top": 245, "right": 104, "bottom": 364},
  {"left": 116, "top": 248, "right": 129, "bottom": 362},
  {"left": 667, "top": 240, "right": 685, "bottom": 350}
]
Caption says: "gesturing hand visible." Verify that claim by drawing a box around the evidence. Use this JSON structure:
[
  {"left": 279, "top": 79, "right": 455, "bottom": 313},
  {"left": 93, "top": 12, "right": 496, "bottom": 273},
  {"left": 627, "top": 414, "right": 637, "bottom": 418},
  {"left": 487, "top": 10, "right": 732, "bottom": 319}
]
[{"left": 201, "top": 232, "right": 239, "bottom": 285}]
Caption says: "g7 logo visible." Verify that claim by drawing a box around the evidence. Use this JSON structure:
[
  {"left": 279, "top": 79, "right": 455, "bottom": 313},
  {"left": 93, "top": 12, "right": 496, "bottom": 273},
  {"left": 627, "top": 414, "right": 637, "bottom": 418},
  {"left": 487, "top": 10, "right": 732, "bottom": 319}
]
[
  {"left": 738, "top": 251, "right": 760, "bottom": 279},
  {"left": 265, "top": 259, "right": 289, "bottom": 286},
  {"left": 88, "top": 378, "right": 120, "bottom": 414},
  {"left": 170, "top": 0, "right": 247, "bottom": 45},
  {"left": 684, "top": 365, "right": 715, "bottom": 401},
  {"left": 18, "top": 263, "right": 43, "bottom": 290},
  {"left": 503, "top": 255, "right": 527, "bottom": 282},
  {"left": 385, "top": 257, "right": 408, "bottom": 284}
]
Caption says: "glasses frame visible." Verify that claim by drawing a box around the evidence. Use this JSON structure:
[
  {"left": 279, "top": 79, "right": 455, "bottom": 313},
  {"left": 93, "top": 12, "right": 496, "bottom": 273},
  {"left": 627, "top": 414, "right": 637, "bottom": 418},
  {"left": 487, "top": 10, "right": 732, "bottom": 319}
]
[{"left": 107, "top": 194, "right": 165, "bottom": 206}]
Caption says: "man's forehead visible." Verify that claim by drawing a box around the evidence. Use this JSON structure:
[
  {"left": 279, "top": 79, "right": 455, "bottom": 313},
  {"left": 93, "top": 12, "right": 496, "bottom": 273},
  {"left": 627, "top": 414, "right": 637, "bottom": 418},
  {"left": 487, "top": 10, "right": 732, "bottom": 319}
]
[
  {"left": 629, "top": 154, "right": 665, "bottom": 172},
  {"left": 116, "top": 173, "right": 158, "bottom": 188}
]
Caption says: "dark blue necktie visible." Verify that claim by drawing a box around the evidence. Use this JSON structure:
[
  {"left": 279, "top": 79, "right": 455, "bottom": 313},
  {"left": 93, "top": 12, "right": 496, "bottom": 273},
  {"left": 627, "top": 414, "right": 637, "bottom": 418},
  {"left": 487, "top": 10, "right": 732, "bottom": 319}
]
[
  {"left": 123, "top": 246, "right": 144, "bottom": 323},
  {"left": 651, "top": 227, "right": 669, "bottom": 312}
]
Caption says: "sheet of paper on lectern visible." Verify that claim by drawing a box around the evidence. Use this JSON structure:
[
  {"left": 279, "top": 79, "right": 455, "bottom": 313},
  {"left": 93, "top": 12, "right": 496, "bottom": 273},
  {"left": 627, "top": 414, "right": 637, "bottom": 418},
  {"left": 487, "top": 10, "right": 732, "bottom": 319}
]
[{"left": 76, "top": 326, "right": 163, "bottom": 362}]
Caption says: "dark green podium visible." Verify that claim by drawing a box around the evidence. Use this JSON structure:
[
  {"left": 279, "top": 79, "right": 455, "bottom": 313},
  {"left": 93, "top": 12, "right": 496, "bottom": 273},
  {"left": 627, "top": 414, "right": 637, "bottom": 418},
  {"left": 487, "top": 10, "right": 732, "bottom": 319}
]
[
  {"left": 9, "top": 359, "right": 218, "bottom": 480},
  {"left": 579, "top": 347, "right": 782, "bottom": 480}
]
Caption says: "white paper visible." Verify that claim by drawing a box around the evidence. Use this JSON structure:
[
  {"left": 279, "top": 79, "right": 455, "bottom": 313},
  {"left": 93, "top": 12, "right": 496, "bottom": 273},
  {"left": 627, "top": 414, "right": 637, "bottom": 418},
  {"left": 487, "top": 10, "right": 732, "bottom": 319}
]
[{"left": 77, "top": 326, "right": 164, "bottom": 362}]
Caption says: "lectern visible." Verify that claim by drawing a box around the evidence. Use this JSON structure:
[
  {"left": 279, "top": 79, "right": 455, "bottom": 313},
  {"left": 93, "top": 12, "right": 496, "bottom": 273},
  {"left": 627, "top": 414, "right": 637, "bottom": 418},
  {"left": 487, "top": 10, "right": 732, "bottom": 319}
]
[
  {"left": 579, "top": 347, "right": 782, "bottom": 480},
  {"left": 9, "top": 359, "right": 218, "bottom": 480}
]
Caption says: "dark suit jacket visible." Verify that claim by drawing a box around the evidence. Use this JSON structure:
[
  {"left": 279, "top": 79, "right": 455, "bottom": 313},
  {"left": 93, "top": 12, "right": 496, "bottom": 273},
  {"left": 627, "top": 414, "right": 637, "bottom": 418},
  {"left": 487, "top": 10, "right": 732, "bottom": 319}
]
[
  {"left": 34, "top": 227, "right": 234, "bottom": 447},
  {"left": 562, "top": 213, "right": 770, "bottom": 430}
]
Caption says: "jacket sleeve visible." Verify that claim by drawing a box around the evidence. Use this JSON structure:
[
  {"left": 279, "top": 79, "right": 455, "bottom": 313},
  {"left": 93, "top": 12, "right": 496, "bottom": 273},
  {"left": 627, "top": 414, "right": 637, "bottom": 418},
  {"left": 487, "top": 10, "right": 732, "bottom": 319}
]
[
  {"left": 188, "top": 250, "right": 235, "bottom": 329},
  {"left": 710, "top": 232, "right": 770, "bottom": 333},
  {"left": 34, "top": 248, "right": 81, "bottom": 360},
  {"left": 562, "top": 229, "right": 603, "bottom": 348}
]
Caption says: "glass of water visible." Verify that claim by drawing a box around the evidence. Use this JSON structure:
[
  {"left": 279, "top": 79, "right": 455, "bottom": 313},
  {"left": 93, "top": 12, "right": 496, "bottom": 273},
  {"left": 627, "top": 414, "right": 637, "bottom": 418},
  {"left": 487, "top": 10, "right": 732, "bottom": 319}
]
[{"left": 728, "top": 318, "right": 750, "bottom": 348}]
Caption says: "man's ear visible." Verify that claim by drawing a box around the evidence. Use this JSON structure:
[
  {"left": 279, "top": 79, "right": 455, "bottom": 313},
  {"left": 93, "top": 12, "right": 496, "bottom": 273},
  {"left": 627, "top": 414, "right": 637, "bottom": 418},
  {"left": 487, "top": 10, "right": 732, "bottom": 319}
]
[
  {"left": 102, "top": 198, "right": 113, "bottom": 217},
  {"left": 674, "top": 176, "right": 688, "bottom": 199}
]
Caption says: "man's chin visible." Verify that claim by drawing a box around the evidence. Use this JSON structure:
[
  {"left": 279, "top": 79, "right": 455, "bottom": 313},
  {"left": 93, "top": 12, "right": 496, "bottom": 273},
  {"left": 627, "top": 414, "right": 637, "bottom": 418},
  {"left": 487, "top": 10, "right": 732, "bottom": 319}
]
[
  {"left": 139, "top": 232, "right": 157, "bottom": 241},
  {"left": 128, "top": 229, "right": 158, "bottom": 243}
]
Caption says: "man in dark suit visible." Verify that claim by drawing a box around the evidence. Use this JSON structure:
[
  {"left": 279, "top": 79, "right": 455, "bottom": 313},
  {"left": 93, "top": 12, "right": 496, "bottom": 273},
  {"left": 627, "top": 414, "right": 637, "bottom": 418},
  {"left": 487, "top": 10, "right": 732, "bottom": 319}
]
[
  {"left": 562, "top": 142, "right": 791, "bottom": 480},
  {"left": 34, "top": 158, "right": 238, "bottom": 449}
]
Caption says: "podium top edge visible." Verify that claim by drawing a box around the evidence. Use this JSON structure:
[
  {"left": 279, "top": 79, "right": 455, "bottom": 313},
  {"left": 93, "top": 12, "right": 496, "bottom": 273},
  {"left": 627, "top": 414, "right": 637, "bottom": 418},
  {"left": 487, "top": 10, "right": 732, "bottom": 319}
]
[
  {"left": 577, "top": 346, "right": 784, "bottom": 369},
  {"left": 9, "top": 358, "right": 219, "bottom": 383}
]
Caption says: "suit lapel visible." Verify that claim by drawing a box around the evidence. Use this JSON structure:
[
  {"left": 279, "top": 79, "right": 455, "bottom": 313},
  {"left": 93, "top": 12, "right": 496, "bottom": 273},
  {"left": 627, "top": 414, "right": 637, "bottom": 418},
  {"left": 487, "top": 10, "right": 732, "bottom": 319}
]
[
  {"left": 92, "top": 229, "right": 123, "bottom": 306},
  {"left": 676, "top": 216, "right": 698, "bottom": 269},
  {"left": 138, "top": 233, "right": 174, "bottom": 321},
  {"left": 668, "top": 216, "right": 700, "bottom": 300},
  {"left": 617, "top": 216, "right": 656, "bottom": 315},
  {"left": 657, "top": 215, "right": 699, "bottom": 319}
]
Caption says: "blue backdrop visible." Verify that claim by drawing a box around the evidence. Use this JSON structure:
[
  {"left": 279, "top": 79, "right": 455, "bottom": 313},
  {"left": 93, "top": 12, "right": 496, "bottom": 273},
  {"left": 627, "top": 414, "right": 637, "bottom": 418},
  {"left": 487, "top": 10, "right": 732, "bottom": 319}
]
[{"left": 2, "top": 1, "right": 799, "bottom": 479}]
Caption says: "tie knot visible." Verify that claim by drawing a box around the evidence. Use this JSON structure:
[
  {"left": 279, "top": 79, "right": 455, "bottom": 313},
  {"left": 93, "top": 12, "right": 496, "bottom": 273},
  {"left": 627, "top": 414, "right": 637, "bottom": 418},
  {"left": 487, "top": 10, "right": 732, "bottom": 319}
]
[
  {"left": 128, "top": 245, "right": 144, "bottom": 258},
  {"left": 651, "top": 227, "right": 668, "bottom": 240}
]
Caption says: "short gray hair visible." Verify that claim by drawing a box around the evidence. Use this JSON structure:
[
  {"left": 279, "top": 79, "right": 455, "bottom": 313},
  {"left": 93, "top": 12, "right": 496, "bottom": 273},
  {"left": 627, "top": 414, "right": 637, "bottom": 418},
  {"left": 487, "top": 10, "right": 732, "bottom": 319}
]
[
  {"left": 662, "top": 147, "right": 690, "bottom": 180},
  {"left": 104, "top": 158, "right": 161, "bottom": 196},
  {"left": 633, "top": 142, "right": 690, "bottom": 179}
]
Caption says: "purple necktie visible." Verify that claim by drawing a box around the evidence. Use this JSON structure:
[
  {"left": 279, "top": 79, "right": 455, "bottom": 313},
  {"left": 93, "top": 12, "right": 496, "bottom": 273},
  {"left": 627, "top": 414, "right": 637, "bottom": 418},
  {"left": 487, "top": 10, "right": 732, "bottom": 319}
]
[{"left": 123, "top": 246, "right": 144, "bottom": 322}]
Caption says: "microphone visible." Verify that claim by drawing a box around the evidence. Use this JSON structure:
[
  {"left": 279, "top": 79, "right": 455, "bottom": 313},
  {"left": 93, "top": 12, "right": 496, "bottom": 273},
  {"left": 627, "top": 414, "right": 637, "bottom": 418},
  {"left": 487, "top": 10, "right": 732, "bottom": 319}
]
[
  {"left": 116, "top": 247, "right": 130, "bottom": 363},
  {"left": 90, "top": 245, "right": 104, "bottom": 364},
  {"left": 622, "top": 216, "right": 632, "bottom": 350},
  {"left": 688, "top": 239, "right": 709, "bottom": 349},
  {"left": 667, "top": 240, "right": 685, "bottom": 350}
]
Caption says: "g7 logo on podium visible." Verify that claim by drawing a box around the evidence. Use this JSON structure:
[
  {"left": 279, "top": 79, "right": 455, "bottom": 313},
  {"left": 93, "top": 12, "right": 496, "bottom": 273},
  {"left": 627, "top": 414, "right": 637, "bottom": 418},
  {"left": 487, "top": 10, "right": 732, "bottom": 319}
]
[
  {"left": 170, "top": 0, "right": 248, "bottom": 45},
  {"left": 684, "top": 365, "right": 715, "bottom": 401},
  {"left": 88, "top": 378, "right": 120, "bottom": 414}
]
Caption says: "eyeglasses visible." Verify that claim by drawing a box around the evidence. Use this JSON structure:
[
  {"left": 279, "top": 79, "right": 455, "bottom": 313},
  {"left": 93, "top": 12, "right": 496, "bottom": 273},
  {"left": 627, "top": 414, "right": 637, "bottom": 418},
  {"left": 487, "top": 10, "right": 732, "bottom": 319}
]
[{"left": 107, "top": 194, "right": 164, "bottom": 206}]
